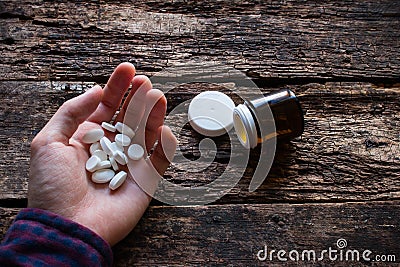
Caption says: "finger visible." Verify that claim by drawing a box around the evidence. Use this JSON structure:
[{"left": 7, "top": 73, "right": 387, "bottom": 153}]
[
  {"left": 88, "top": 62, "right": 135, "bottom": 123},
  {"left": 131, "top": 89, "right": 166, "bottom": 152},
  {"left": 116, "top": 76, "right": 152, "bottom": 132},
  {"left": 115, "top": 75, "right": 151, "bottom": 123},
  {"left": 144, "top": 90, "right": 167, "bottom": 152},
  {"left": 150, "top": 126, "right": 177, "bottom": 175},
  {"left": 126, "top": 126, "right": 176, "bottom": 198},
  {"left": 37, "top": 85, "right": 103, "bottom": 145}
]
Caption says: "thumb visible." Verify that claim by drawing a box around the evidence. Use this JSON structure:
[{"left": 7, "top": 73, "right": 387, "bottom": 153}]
[{"left": 38, "top": 85, "right": 103, "bottom": 145}]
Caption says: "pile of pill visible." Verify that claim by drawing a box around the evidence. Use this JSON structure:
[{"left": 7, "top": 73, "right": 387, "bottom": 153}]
[{"left": 82, "top": 122, "right": 145, "bottom": 190}]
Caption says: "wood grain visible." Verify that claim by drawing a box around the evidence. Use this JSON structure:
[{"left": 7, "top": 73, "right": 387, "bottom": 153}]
[
  {"left": 0, "top": 1, "right": 399, "bottom": 266},
  {"left": 0, "top": 207, "right": 18, "bottom": 237},
  {"left": 113, "top": 201, "right": 400, "bottom": 266},
  {"left": 2, "top": 202, "right": 398, "bottom": 266},
  {"left": 1, "top": 81, "right": 399, "bottom": 204},
  {"left": 1, "top": 0, "right": 399, "bottom": 81}
]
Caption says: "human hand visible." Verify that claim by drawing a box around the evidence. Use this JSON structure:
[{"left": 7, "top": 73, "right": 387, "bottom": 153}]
[{"left": 28, "top": 62, "right": 177, "bottom": 246}]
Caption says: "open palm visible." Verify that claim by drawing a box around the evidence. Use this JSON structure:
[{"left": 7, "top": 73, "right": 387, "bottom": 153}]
[{"left": 28, "top": 63, "right": 177, "bottom": 245}]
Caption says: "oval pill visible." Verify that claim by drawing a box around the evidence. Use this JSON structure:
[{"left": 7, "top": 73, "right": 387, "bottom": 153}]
[
  {"left": 115, "top": 122, "right": 135, "bottom": 139},
  {"left": 114, "top": 150, "right": 128, "bottom": 165},
  {"left": 115, "top": 141, "right": 123, "bottom": 150},
  {"left": 89, "top": 142, "right": 101, "bottom": 155},
  {"left": 99, "top": 136, "right": 113, "bottom": 156},
  {"left": 95, "top": 160, "right": 111, "bottom": 171},
  {"left": 109, "top": 156, "right": 119, "bottom": 171},
  {"left": 110, "top": 142, "right": 123, "bottom": 155},
  {"left": 109, "top": 171, "right": 127, "bottom": 190},
  {"left": 92, "top": 169, "right": 115, "bottom": 183},
  {"left": 115, "top": 134, "right": 131, "bottom": 147},
  {"left": 127, "top": 144, "right": 145, "bottom": 160},
  {"left": 82, "top": 129, "right": 104, "bottom": 144},
  {"left": 92, "top": 150, "right": 108, "bottom": 161},
  {"left": 114, "top": 122, "right": 124, "bottom": 133},
  {"left": 86, "top": 155, "right": 101, "bottom": 172},
  {"left": 101, "top": 122, "right": 116, "bottom": 132}
]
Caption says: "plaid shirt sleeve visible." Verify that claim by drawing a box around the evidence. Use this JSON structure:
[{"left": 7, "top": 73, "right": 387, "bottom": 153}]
[{"left": 0, "top": 208, "right": 113, "bottom": 267}]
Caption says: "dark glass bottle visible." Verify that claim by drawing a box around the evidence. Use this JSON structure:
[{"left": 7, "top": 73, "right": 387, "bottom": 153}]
[{"left": 233, "top": 89, "right": 304, "bottom": 148}]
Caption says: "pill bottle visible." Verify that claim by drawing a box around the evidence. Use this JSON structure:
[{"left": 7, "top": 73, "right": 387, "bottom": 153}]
[
  {"left": 187, "top": 89, "right": 304, "bottom": 148},
  {"left": 233, "top": 89, "right": 304, "bottom": 149}
]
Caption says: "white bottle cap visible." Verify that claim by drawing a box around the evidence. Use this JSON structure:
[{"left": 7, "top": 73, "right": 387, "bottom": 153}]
[{"left": 188, "top": 91, "right": 235, "bottom": 137}]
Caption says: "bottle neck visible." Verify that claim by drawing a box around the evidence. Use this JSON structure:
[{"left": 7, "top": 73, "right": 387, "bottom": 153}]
[{"left": 233, "top": 104, "right": 258, "bottom": 149}]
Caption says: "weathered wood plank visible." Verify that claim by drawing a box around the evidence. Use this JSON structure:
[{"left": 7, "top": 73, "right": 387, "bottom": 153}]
[
  {"left": 1, "top": 202, "right": 398, "bottom": 266},
  {"left": 1, "top": 0, "right": 399, "bottom": 81},
  {"left": 113, "top": 201, "right": 400, "bottom": 266},
  {"left": 0, "top": 207, "right": 18, "bottom": 238},
  {"left": 0, "top": 81, "right": 399, "bottom": 204},
  {"left": 0, "top": 1, "right": 398, "bottom": 265},
  {"left": 0, "top": 81, "right": 87, "bottom": 199}
]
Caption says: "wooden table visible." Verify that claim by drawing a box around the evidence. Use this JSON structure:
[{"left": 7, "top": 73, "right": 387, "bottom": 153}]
[{"left": 1, "top": 0, "right": 399, "bottom": 266}]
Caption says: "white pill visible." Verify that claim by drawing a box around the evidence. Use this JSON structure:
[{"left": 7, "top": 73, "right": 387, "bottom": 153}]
[
  {"left": 115, "top": 122, "right": 123, "bottom": 132},
  {"left": 111, "top": 142, "right": 123, "bottom": 153},
  {"left": 86, "top": 155, "right": 101, "bottom": 172},
  {"left": 114, "top": 150, "right": 128, "bottom": 165},
  {"left": 82, "top": 129, "right": 104, "bottom": 144},
  {"left": 92, "top": 150, "right": 108, "bottom": 161},
  {"left": 115, "top": 134, "right": 131, "bottom": 147},
  {"left": 95, "top": 160, "right": 111, "bottom": 170},
  {"left": 115, "top": 141, "right": 124, "bottom": 149},
  {"left": 92, "top": 169, "right": 115, "bottom": 183},
  {"left": 127, "top": 144, "right": 145, "bottom": 160},
  {"left": 109, "top": 171, "right": 127, "bottom": 190},
  {"left": 89, "top": 142, "right": 101, "bottom": 155},
  {"left": 109, "top": 156, "right": 119, "bottom": 171},
  {"left": 99, "top": 136, "right": 113, "bottom": 156},
  {"left": 101, "top": 122, "right": 116, "bottom": 132},
  {"left": 115, "top": 122, "right": 135, "bottom": 139}
]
